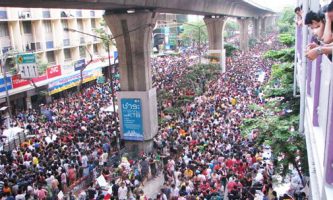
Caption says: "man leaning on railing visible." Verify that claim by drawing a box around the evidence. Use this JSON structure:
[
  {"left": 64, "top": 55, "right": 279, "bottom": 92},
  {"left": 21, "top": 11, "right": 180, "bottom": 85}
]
[{"left": 305, "top": 1, "right": 333, "bottom": 61}]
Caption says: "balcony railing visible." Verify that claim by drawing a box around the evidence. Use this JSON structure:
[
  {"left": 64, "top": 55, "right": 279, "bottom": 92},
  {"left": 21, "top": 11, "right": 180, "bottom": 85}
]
[
  {"left": 296, "top": 26, "right": 302, "bottom": 59},
  {"left": 63, "top": 39, "right": 70, "bottom": 47},
  {"left": 42, "top": 10, "right": 51, "bottom": 18},
  {"left": 0, "top": 10, "right": 7, "bottom": 19},
  {"left": 76, "top": 10, "right": 82, "bottom": 18},
  {"left": 46, "top": 41, "right": 54, "bottom": 49},
  {"left": 80, "top": 37, "right": 85, "bottom": 44}
]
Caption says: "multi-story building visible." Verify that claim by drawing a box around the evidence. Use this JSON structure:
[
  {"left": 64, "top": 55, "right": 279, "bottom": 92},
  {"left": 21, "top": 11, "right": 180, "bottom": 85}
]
[
  {"left": 153, "top": 13, "right": 188, "bottom": 50},
  {"left": 296, "top": 0, "right": 333, "bottom": 199},
  {"left": 0, "top": 8, "right": 117, "bottom": 112}
]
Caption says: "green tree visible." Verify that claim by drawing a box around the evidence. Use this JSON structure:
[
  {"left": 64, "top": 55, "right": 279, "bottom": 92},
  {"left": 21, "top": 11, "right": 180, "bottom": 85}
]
[
  {"left": 224, "top": 20, "right": 239, "bottom": 38},
  {"left": 278, "top": 7, "right": 295, "bottom": 34},
  {"left": 225, "top": 43, "right": 238, "bottom": 57},
  {"left": 278, "top": 33, "right": 295, "bottom": 47},
  {"left": 179, "top": 21, "right": 208, "bottom": 45}
]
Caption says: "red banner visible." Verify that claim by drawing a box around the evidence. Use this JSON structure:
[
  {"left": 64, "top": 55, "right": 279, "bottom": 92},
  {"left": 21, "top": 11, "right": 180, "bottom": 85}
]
[
  {"left": 12, "top": 74, "right": 47, "bottom": 89},
  {"left": 47, "top": 65, "right": 62, "bottom": 79}
]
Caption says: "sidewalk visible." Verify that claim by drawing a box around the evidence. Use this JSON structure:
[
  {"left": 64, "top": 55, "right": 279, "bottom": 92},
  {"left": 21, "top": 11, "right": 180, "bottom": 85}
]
[{"left": 142, "top": 174, "right": 165, "bottom": 198}]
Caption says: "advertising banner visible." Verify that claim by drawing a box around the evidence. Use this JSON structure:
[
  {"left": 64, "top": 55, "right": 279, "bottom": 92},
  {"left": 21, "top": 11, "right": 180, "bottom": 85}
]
[
  {"left": 120, "top": 98, "right": 144, "bottom": 141},
  {"left": 48, "top": 68, "right": 102, "bottom": 95},
  {"left": 47, "top": 65, "right": 62, "bottom": 79},
  {"left": 11, "top": 74, "right": 47, "bottom": 89},
  {"left": 16, "top": 53, "right": 38, "bottom": 79},
  {"left": 0, "top": 77, "right": 12, "bottom": 93}
]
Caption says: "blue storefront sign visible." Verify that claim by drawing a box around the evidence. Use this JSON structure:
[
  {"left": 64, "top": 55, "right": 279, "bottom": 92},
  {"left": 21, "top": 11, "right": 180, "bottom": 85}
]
[
  {"left": 0, "top": 77, "right": 12, "bottom": 93},
  {"left": 114, "top": 51, "right": 118, "bottom": 60},
  {"left": 121, "top": 98, "right": 144, "bottom": 141},
  {"left": 74, "top": 59, "right": 85, "bottom": 71}
]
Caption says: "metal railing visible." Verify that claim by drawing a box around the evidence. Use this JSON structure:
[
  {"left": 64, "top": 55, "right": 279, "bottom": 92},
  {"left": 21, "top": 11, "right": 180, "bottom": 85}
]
[{"left": 2, "top": 131, "right": 26, "bottom": 151}]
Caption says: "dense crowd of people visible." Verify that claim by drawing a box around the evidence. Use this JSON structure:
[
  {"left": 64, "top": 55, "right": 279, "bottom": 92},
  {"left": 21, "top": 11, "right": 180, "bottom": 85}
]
[
  {"left": 0, "top": 80, "right": 122, "bottom": 199},
  {"left": 0, "top": 25, "right": 299, "bottom": 200},
  {"left": 150, "top": 34, "right": 283, "bottom": 200}
]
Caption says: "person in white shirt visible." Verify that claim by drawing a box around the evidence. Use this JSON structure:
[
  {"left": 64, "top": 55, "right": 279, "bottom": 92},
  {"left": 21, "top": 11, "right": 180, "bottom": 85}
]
[
  {"left": 118, "top": 183, "right": 128, "bottom": 200},
  {"left": 170, "top": 184, "right": 179, "bottom": 199}
]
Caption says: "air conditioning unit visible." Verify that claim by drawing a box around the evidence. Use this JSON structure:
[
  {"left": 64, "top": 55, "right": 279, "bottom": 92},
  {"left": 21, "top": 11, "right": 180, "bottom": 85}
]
[{"left": 19, "top": 11, "right": 32, "bottom": 19}]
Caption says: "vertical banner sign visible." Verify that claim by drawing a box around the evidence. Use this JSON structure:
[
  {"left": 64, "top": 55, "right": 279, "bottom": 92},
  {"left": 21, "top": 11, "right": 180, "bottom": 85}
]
[
  {"left": 16, "top": 54, "right": 38, "bottom": 79},
  {"left": 0, "top": 77, "right": 12, "bottom": 92},
  {"left": 121, "top": 98, "right": 144, "bottom": 141}
]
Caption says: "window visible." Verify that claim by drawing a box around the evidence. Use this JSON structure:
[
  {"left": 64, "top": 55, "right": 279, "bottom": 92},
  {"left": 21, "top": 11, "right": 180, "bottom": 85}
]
[
  {"left": 61, "top": 20, "right": 68, "bottom": 29},
  {"left": 0, "top": 22, "right": 9, "bottom": 37},
  {"left": 79, "top": 46, "right": 86, "bottom": 58},
  {"left": 91, "top": 19, "right": 96, "bottom": 28},
  {"left": 22, "top": 21, "right": 32, "bottom": 34},
  {"left": 93, "top": 44, "right": 98, "bottom": 54},
  {"left": 43, "top": 20, "right": 52, "bottom": 33},
  {"left": 64, "top": 49, "right": 71, "bottom": 60},
  {"left": 47, "top": 51, "right": 55, "bottom": 63},
  {"left": 77, "top": 19, "right": 83, "bottom": 31}
]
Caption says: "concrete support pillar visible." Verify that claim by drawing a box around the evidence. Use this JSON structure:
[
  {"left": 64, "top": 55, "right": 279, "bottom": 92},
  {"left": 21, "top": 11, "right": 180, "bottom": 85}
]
[
  {"left": 260, "top": 17, "right": 267, "bottom": 34},
  {"left": 204, "top": 16, "right": 228, "bottom": 73},
  {"left": 253, "top": 18, "right": 260, "bottom": 38},
  {"left": 26, "top": 96, "right": 32, "bottom": 109},
  {"left": 238, "top": 18, "right": 250, "bottom": 52},
  {"left": 104, "top": 10, "right": 158, "bottom": 153}
]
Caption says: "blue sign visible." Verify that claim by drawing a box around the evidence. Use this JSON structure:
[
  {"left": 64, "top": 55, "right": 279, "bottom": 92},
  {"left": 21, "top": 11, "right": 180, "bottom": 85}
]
[
  {"left": 0, "top": 77, "right": 12, "bottom": 93},
  {"left": 114, "top": 51, "right": 118, "bottom": 60},
  {"left": 121, "top": 98, "right": 144, "bottom": 141},
  {"left": 74, "top": 59, "right": 85, "bottom": 71}
]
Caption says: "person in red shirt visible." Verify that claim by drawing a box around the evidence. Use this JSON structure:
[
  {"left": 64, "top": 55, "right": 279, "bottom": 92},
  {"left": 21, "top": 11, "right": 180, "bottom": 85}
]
[
  {"left": 227, "top": 179, "right": 237, "bottom": 193},
  {"left": 226, "top": 157, "right": 234, "bottom": 169}
]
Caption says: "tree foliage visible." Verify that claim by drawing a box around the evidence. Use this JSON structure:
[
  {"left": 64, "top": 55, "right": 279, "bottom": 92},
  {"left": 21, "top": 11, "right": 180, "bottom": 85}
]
[
  {"left": 278, "top": 33, "right": 295, "bottom": 47},
  {"left": 179, "top": 21, "right": 208, "bottom": 44},
  {"left": 278, "top": 7, "right": 295, "bottom": 34},
  {"left": 225, "top": 43, "right": 238, "bottom": 57},
  {"left": 264, "top": 48, "right": 295, "bottom": 62},
  {"left": 224, "top": 20, "right": 239, "bottom": 38}
]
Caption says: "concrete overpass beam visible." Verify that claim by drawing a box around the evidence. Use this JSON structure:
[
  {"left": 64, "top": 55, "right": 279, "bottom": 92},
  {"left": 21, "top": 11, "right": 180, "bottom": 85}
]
[
  {"left": 104, "top": 10, "right": 158, "bottom": 153},
  {"left": 238, "top": 18, "right": 250, "bottom": 52},
  {"left": 204, "top": 15, "right": 228, "bottom": 73}
]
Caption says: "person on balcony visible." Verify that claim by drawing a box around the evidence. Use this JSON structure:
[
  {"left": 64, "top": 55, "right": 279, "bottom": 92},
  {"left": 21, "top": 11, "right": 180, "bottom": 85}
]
[
  {"left": 295, "top": 6, "right": 303, "bottom": 26},
  {"left": 306, "top": 2, "right": 333, "bottom": 61},
  {"left": 304, "top": 11, "right": 325, "bottom": 40},
  {"left": 322, "top": 2, "right": 333, "bottom": 44}
]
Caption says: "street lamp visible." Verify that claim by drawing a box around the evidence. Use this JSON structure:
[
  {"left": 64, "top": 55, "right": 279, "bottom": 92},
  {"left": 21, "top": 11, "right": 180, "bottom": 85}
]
[
  {"left": 182, "top": 22, "right": 206, "bottom": 64},
  {"left": 64, "top": 28, "right": 118, "bottom": 146}
]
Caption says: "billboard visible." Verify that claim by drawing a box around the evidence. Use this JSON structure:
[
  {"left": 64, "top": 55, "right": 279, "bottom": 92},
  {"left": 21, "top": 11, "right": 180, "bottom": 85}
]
[
  {"left": 74, "top": 59, "right": 85, "bottom": 71},
  {"left": 11, "top": 74, "right": 47, "bottom": 89},
  {"left": 47, "top": 65, "right": 62, "bottom": 79},
  {"left": 0, "top": 77, "right": 12, "bottom": 93},
  {"left": 16, "top": 53, "right": 38, "bottom": 79},
  {"left": 121, "top": 98, "right": 144, "bottom": 141},
  {"left": 48, "top": 68, "right": 102, "bottom": 95}
]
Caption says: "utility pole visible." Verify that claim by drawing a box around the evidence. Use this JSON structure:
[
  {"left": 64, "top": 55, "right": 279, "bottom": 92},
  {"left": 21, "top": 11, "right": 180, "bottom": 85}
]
[
  {"left": 1, "top": 54, "right": 12, "bottom": 119},
  {"left": 198, "top": 27, "right": 202, "bottom": 64}
]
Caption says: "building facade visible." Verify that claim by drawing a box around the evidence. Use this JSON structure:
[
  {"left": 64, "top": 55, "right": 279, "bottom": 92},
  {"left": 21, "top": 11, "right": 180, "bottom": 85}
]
[
  {"left": 296, "top": 0, "right": 333, "bottom": 199},
  {"left": 0, "top": 8, "right": 116, "bottom": 112},
  {"left": 153, "top": 13, "right": 188, "bottom": 50}
]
